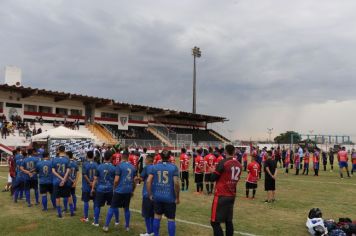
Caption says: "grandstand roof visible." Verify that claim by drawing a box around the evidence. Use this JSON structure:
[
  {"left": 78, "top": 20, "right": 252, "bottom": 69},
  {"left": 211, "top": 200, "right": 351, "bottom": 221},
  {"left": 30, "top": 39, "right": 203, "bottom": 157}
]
[{"left": 0, "top": 84, "right": 228, "bottom": 123}]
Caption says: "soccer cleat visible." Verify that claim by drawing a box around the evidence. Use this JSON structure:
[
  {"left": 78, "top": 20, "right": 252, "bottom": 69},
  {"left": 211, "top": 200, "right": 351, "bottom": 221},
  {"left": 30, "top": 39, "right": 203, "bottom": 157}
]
[
  {"left": 102, "top": 226, "right": 109, "bottom": 232},
  {"left": 80, "top": 217, "right": 89, "bottom": 222},
  {"left": 92, "top": 223, "right": 99, "bottom": 227},
  {"left": 126, "top": 227, "right": 130, "bottom": 232},
  {"left": 115, "top": 221, "right": 120, "bottom": 226}
]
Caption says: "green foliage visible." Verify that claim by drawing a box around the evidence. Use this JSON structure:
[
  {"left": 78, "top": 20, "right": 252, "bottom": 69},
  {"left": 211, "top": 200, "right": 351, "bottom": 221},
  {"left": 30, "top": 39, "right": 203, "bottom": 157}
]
[{"left": 274, "top": 131, "right": 301, "bottom": 143}]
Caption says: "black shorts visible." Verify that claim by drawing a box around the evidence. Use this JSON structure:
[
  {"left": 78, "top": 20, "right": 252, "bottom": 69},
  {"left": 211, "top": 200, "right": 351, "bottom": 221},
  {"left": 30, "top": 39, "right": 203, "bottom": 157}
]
[
  {"left": 53, "top": 185, "right": 71, "bottom": 198},
  {"left": 24, "top": 179, "right": 38, "bottom": 190},
  {"left": 211, "top": 196, "right": 235, "bottom": 223},
  {"left": 204, "top": 173, "right": 212, "bottom": 182},
  {"left": 180, "top": 171, "right": 189, "bottom": 180},
  {"left": 111, "top": 193, "right": 131, "bottom": 208},
  {"left": 264, "top": 178, "right": 276, "bottom": 191},
  {"left": 154, "top": 201, "right": 176, "bottom": 219},
  {"left": 142, "top": 197, "right": 154, "bottom": 218},
  {"left": 70, "top": 187, "right": 76, "bottom": 195},
  {"left": 82, "top": 191, "right": 95, "bottom": 202},
  {"left": 39, "top": 184, "right": 53, "bottom": 194},
  {"left": 195, "top": 173, "right": 203, "bottom": 183},
  {"left": 245, "top": 182, "right": 257, "bottom": 189},
  {"left": 95, "top": 191, "right": 113, "bottom": 207}
]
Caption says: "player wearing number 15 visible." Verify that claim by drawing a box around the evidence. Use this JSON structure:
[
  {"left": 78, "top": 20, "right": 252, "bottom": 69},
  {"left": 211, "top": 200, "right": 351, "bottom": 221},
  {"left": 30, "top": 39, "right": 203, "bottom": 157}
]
[
  {"left": 52, "top": 145, "right": 72, "bottom": 218},
  {"left": 210, "top": 144, "right": 242, "bottom": 236},
  {"left": 146, "top": 150, "right": 180, "bottom": 236}
]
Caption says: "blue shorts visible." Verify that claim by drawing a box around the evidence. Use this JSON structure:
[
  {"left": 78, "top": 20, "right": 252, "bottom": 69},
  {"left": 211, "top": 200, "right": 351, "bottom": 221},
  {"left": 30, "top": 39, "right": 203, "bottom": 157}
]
[
  {"left": 82, "top": 191, "right": 95, "bottom": 202},
  {"left": 314, "top": 163, "right": 319, "bottom": 170},
  {"left": 154, "top": 201, "right": 176, "bottom": 219},
  {"left": 95, "top": 191, "right": 113, "bottom": 207},
  {"left": 142, "top": 197, "right": 154, "bottom": 218},
  {"left": 304, "top": 163, "right": 309, "bottom": 169},
  {"left": 339, "top": 161, "right": 348, "bottom": 168}
]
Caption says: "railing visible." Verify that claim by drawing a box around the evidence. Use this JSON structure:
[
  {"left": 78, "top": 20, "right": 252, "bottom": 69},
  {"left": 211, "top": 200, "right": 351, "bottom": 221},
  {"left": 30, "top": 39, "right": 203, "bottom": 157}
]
[
  {"left": 196, "top": 141, "right": 226, "bottom": 148},
  {"left": 119, "top": 139, "right": 166, "bottom": 148}
]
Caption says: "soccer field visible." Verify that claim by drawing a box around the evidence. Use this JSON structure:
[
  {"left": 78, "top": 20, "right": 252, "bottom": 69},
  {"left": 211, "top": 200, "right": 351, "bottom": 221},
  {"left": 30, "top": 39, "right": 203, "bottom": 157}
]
[{"left": 0, "top": 165, "right": 355, "bottom": 236}]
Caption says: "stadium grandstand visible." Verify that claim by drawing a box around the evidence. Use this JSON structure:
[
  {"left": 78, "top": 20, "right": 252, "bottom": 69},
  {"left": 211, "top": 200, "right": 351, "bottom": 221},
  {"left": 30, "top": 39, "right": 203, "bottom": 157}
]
[{"left": 0, "top": 83, "right": 230, "bottom": 154}]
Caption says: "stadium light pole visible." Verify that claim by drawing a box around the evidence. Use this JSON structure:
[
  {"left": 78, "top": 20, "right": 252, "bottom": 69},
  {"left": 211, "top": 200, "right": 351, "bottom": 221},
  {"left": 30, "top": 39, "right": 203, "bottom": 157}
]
[
  {"left": 267, "top": 128, "right": 273, "bottom": 143},
  {"left": 192, "top": 46, "right": 201, "bottom": 114}
]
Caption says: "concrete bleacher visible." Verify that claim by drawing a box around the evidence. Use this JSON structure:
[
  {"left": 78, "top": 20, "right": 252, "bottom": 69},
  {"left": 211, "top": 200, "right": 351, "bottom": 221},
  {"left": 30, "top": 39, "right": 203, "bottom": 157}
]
[{"left": 0, "top": 122, "right": 102, "bottom": 148}]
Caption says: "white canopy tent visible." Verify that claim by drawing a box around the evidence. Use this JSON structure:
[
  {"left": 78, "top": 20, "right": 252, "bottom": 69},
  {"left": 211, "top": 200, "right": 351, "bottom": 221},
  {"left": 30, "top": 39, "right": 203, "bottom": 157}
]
[{"left": 32, "top": 126, "right": 92, "bottom": 141}]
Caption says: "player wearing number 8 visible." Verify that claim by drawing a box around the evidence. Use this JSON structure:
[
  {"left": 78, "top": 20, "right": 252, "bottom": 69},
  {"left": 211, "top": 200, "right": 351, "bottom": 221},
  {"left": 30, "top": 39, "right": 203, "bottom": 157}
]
[{"left": 210, "top": 144, "right": 242, "bottom": 236}]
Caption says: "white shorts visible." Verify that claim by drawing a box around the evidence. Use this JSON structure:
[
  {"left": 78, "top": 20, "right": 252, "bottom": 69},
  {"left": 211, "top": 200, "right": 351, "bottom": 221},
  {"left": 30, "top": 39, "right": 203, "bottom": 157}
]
[{"left": 8, "top": 173, "right": 12, "bottom": 183}]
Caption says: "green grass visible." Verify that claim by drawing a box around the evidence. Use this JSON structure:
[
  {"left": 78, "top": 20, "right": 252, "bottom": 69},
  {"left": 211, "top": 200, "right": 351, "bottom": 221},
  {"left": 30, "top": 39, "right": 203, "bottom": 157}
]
[{"left": 0, "top": 164, "right": 355, "bottom": 236}]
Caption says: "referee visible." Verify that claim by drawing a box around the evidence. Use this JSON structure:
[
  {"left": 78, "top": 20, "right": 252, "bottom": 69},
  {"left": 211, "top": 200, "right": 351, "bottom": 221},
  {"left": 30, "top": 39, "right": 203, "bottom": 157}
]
[{"left": 264, "top": 151, "right": 277, "bottom": 203}]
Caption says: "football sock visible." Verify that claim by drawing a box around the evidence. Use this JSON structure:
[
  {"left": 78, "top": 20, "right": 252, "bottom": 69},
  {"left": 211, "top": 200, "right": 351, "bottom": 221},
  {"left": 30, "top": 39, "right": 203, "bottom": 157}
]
[
  {"left": 34, "top": 189, "right": 39, "bottom": 204},
  {"left": 57, "top": 206, "right": 62, "bottom": 218},
  {"left": 186, "top": 179, "right": 189, "bottom": 190},
  {"left": 199, "top": 183, "right": 204, "bottom": 192},
  {"left": 20, "top": 189, "right": 23, "bottom": 199},
  {"left": 181, "top": 182, "right": 185, "bottom": 191},
  {"left": 210, "top": 183, "right": 214, "bottom": 193},
  {"left": 51, "top": 194, "right": 56, "bottom": 208},
  {"left": 153, "top": 218, "right": 161, "bottom": 236},
  {"left": 347, "top": 170, "right": 350, "bottom": 177},
  {"left": 42, "top": 195, "right": 47, "bottom": 210},
  {"left": 206, "top": 184, "right": 210, "bottom": 193},
  {"left": 94, "top": 207, "right": 100, "bottom": 224},
  {"left": 306, "top": 169, "right": 308, "bottom": 175},
  {"left": 211, "top": 221, "right": 223, "bottom": 236},
  {"left": 63, "top": 197, "right": 68, "bottom": 211},
  {"left": 196, "top": 184, "right": 199, "bottom": 192},
  {"left": 69, "top": 203, "right": 74, "bottom": 216},
  {"left": 145, "top": 217, "right": 152, "bottom": 233},
  {"left": 72, "top": 194, "right": 77, "bottom": 210},
  {"left": 167, "top": 220, "right": 176, "bottom": 236},
  {"left": 226, "top": 221, "right": 234, "bottom": 236},
  {"left": 124, "top": 207, "right": 130, "bottom": 228},
  {"left": 25, "top": 190, "right": 31, "bottom": 205},
  {"left": 246, "top": 189, "right": 249, "bottom": 198},
  {"left": 340, "top": 173, "right": 343, "bottom": 178},
  {"left": 14, "top": 190, "right": 19, "bottom": 202},
  {"left": 113, "top": 208, "right": 119, "bottom": 223},
  {"left": 84, "top": 202, "right": 89, "bottom": 218},
  {"left": 252, "top": 189, "right": 256, "bottom": 198},
  {"left": 105, "top": 208, "right": 114, "bottom": 227}
]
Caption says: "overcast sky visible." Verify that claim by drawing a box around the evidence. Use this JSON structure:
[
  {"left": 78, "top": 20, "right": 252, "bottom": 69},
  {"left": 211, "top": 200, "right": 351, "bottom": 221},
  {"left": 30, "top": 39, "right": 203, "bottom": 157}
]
[{"left": 1, "top": 0, "right": 356, "bottom": 141}]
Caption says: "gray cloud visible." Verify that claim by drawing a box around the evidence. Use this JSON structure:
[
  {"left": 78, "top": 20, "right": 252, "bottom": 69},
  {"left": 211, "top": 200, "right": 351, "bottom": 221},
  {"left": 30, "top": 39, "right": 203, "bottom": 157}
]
[{"left": 1, "top": 0, "right": 356, "bottom": 139}]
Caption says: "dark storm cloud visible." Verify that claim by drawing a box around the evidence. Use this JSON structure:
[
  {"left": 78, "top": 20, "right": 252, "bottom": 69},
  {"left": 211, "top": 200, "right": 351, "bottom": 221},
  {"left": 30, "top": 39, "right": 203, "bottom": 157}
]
[{"left": 1, "top": 0, "right": 356, "bottom": 139}]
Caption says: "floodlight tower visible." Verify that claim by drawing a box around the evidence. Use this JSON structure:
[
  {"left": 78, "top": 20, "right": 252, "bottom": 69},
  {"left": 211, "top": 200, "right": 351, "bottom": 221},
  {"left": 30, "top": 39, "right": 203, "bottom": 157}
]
[
  {"left": 192, "top": 46, "right": 201, "bottom": 114},
  {"left": 267, "top": 128, "right": 273, "bottom": 143}
]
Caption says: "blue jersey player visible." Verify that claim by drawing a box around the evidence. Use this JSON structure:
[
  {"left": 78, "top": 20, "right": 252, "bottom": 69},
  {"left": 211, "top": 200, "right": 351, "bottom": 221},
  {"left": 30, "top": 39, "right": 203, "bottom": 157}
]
[
  {"left": 81, "top": 151, "right": 98, "bottom": 222},
  {"left": 20, "top": 149, "right": 39, "bottom": 206},
  {"left": 103, "top": 151, "right": 136, "bottom": 232},
  {"left": 36, "top": 152, "right": 55, "bottom": 210},
  {"left": 91, "top": 151, "right": 116, "bottom": 226},
  {"left": 13, "top": 151, "right": 25, "bottom": 203},
  {"left": 147, "top": 150, "right": 180, "bottom": 236},
  {"left": 139, "top": 154, "right": 155, "bottom": 236},
  {"left": 52, "top": 145, "right": 72, "bottom": 218},
  {"left": 63, "top": 151, "right": 79, "bottom": 212}
]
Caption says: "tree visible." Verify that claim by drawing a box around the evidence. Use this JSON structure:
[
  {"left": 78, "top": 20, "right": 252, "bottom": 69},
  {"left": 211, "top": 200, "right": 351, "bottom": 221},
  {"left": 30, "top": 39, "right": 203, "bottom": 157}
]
[{"left": 274, "top": 131, "right": 301, "bottom": 144}]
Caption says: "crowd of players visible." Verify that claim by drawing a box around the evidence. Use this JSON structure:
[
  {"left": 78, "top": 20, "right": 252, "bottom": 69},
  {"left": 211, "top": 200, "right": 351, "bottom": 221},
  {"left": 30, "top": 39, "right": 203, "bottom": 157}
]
[{"left": 4, "top": 143, "right": 356, "bottom": 236}]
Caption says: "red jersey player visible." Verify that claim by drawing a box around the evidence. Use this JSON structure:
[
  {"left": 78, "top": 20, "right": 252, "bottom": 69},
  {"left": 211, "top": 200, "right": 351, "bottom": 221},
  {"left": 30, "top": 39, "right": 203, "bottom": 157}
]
[
  {"left": 153, "top": 149, "right": 162, "bottom": 165},
  {"left": 242, "top": 151, "right": 248, "bottom": 171},
  {"left": 112, "top": 149, "right": 121, "bottom": 166},
  {"left": 245, "top": 155, "right": 260, "bottom": 199},
  {"left": 179, "top": 148, "right": 190, "bottom": 191},
  {"left": 129, "top": 151, "right": 139, "bottom": 170},
  {"left": 194, "top": 149, "right": 205, "bottom": 194},
  {"left": 210, "top": 144, "right": 242, "bottom": 235},
  {"left": 204, "top": 148, "right": 216, "bottom": 195},
  {"left": 337, "top": 146, "right": 350, "bottom": 178}
]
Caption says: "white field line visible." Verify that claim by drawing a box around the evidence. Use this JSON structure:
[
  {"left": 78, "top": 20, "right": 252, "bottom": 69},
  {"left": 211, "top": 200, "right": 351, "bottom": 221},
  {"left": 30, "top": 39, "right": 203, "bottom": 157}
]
[{"left": 0, "top": 174, "right": 258, "bottom": 236}]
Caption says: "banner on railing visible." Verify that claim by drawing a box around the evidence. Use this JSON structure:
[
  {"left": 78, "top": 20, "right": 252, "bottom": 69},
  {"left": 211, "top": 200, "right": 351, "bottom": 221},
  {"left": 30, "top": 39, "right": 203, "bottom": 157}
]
[{"left": 118, "top": 115, "right": 129, "bottom": 130}]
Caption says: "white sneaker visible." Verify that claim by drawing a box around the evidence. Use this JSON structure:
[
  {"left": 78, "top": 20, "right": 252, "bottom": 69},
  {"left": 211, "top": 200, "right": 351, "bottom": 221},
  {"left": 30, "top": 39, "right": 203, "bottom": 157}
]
[
  {"left": 102, "top": 226, "right": 109, "bottom": 232},
  {"left": 140, "top": 234, "right": 149, "bottom": 236},
  {"left": 126, "top": 227, "right": 130, "bottom": 232},
  {"left": 115, "top": 221, "right": 120, "bottom": 226},
  {"left": 92, "top": 222, "right": 99, "bottom": 227}
]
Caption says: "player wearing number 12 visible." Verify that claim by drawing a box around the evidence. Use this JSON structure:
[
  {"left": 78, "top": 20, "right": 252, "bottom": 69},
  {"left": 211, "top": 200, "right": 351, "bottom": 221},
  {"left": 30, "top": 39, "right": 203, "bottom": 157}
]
[
  {"left": 147, "top": 150, "right": 180, "bottom": 236},
  {"left": 210, "top": 144, "right": 242, "bottom": 236}
]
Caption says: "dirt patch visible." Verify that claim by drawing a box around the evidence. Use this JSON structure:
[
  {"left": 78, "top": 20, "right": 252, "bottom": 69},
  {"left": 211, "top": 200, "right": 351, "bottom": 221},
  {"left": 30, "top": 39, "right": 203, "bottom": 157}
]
[{"left": 15, "top": 223, "right": 38, "bottom": 233}]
